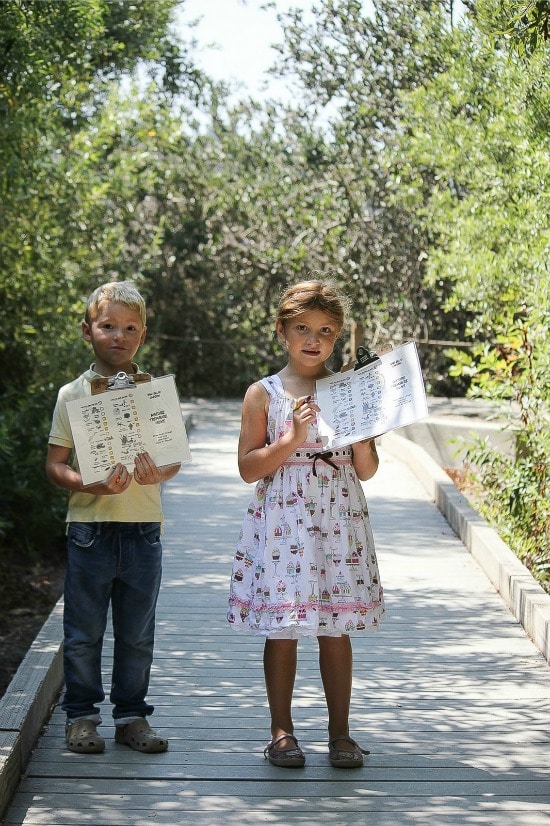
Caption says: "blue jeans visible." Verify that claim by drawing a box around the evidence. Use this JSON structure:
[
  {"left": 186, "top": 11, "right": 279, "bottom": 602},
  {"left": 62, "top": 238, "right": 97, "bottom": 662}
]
[{"left": 62, "top": 522, "right": 162, "bottom": 723}]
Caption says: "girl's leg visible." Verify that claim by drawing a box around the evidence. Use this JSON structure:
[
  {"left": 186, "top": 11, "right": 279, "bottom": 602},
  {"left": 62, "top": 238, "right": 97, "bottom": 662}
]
[
  {"left": 318, "top": 634, "right": 353, "bottom": 742},
  {"left": 263, "top": 638, "right": 298, "bottom": 744}
]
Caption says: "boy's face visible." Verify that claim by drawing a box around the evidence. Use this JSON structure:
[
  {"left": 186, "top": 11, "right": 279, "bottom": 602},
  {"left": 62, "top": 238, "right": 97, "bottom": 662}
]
[{"left": 82, "top": 299, "right": 146, "bottom": 376}]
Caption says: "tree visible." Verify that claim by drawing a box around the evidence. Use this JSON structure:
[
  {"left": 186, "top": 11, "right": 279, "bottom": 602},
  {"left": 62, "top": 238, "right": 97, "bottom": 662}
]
[
  {"left": 0, "top": 0, "right": 195, "bottom": 556},
  {"left": 394, "top": 17, "right": 550, "bottom": 584},
  {"left": 268, "top": 0, "right": 472, "bottom": 389},
  {"left": 468, "top": 0, "right": 550, "bottom": 54}
]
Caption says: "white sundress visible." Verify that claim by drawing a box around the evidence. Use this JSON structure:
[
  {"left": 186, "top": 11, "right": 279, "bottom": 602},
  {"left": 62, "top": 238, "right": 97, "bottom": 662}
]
[{"left": 227, "top": 374, "right": 385, "bottom": 638}]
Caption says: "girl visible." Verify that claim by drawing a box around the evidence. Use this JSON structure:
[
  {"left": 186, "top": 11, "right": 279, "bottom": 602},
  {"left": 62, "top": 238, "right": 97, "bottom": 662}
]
[{"left": 227, "top": 280, "right": 385, "bottom": 768}]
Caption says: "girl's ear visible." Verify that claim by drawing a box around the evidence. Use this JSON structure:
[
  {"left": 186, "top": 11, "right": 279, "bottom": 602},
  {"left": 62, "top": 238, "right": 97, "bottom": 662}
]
[{"left": 276, "top": 320, "right": 285, "bottom": 342}]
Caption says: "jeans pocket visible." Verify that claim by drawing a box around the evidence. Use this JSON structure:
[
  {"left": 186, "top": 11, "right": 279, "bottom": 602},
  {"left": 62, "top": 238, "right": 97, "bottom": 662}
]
[
  {"left": 67, "top": 522, "right": 97, "bottom": 549},
  {"left": 138, "top": 522, "right": 161, "bottom": 548}
]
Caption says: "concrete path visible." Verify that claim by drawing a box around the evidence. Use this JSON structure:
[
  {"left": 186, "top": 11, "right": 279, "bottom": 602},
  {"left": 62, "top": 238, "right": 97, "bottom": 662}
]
[{"left": 3, "top": 401, "right": 550, "bottom": 825}]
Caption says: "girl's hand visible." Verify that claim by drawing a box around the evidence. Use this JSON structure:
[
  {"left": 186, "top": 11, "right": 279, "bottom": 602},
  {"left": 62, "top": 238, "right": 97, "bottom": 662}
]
[
  {"left": 351, "top": 437, "right": 379, "bottom": 481},
  {"left": 290, "top": 395, "right": 319, "bottom": 443},
  {"left": 134, "top": 451, "right": 162, "bottom": 485}
]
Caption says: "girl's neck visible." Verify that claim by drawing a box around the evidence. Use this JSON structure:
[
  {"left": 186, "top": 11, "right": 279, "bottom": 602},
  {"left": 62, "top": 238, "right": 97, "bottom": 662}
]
[{"left": 278, "top": 363, "right": 332, "bottom": 396}]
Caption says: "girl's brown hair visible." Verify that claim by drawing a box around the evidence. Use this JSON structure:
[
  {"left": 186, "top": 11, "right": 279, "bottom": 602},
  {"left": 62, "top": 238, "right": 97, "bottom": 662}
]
[{"left": 276, "top": 280, "right": 350, "bottom": 332}]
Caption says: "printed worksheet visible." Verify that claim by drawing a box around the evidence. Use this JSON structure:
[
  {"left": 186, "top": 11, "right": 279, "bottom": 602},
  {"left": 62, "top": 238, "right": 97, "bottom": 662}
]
[
  {"left": 66, "top": 375, "right": 191, "bottom": 485},
  {"left": 316, "top": 342, "right": 428, "bottom": 449}
]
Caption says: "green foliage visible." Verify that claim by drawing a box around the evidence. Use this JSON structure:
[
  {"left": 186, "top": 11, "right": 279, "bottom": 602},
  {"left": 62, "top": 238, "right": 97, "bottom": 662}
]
[
  {"left": 0, "top": 0, "right": 188, "bottom": 561},
  {"left": 394, "top": 9, "right": 550, "bottom": 586},
  {"left": 473, "top": 0, "right": 550, "bottom": 54},
  {"left": 271, "top": 0, "right": 471, "bottom": 391},
  {"left": 464, "top": 434, "right": 549, "bottom": 589}
]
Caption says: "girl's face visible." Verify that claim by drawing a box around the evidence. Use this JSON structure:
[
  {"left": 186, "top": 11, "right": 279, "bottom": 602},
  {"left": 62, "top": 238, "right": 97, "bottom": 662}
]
[
  {"left": 277, "top": 309, "right": 340, "bottom": 370},
  {"left": 82, "top": 300, "right": 146, "bottom": 376}
]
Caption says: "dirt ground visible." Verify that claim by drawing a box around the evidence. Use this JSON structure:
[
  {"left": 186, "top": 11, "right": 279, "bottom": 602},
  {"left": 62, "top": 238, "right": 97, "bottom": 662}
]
[{"left": 0, "top": 550, "right": 66, "bottom": 699}]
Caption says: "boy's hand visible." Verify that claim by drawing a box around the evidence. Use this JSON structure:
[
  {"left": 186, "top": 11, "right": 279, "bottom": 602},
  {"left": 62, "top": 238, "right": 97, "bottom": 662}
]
[
  {"left": 133, "top": 452, "right": 162, "bottom": 485},
  {"left": 104, "top": 463, "right": 132, "bottom": 494}
]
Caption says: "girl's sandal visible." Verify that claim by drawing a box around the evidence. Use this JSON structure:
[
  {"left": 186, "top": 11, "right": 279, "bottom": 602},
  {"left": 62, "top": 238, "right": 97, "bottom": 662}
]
[
  {"left": 328, "top": 735, "right": 369, "bottom": 768},
  {"left": 264, "top": 733, "right": 306, "bottom": 767}
]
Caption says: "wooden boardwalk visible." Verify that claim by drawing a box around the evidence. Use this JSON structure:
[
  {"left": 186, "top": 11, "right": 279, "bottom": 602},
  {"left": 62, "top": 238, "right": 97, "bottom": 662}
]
[{"left": 4, "top": 401, "right": 550, "bottom": 825}]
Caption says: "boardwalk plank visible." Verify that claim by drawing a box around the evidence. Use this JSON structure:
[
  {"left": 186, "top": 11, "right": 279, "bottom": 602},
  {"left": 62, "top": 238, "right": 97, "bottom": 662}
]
[{"left": 4, "top": 401, "right": 550, "bottom": 826}]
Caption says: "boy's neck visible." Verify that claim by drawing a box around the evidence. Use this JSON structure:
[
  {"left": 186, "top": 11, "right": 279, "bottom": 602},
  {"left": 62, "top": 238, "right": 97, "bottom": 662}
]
[{"left": 91, "top": 361, "right": 138, "bottom": 377}]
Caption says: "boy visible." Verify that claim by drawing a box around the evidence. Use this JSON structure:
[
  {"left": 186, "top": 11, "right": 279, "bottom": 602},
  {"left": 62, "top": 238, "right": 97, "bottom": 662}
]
[{"left": 46, "top": 281, "right": 181, "bottom": 754}]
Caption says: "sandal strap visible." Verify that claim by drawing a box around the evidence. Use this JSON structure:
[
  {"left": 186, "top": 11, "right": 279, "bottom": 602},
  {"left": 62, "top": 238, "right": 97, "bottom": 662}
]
[
  {"left": 264, "top": 733, "right": 300, "bottom": 758},
  {"left": 271, "top": 733, "right": 299, "bottom": 749},
  {"left": 329, "top": 734, "right": 369, "bottom": 756}
]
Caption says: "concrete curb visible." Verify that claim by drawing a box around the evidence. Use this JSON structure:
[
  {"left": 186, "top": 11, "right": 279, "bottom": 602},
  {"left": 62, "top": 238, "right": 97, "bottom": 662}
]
[
  {"left": 382, "top": 431, "right": 550, "bottom": 666},
  {"left": 0, "top": 602, "right": 64, "bottom": 817}
]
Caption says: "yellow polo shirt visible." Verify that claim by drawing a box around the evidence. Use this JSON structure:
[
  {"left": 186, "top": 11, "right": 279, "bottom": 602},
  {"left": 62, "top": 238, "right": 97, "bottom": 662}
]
[{"left": 48, "top": 365, "right": 164, "bottom": 527}]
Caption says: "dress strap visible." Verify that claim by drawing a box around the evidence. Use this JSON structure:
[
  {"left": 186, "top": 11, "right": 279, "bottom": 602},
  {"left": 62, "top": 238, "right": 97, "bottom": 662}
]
[{"left": 259, "top": 375, "right": 282, "bottom": 398}]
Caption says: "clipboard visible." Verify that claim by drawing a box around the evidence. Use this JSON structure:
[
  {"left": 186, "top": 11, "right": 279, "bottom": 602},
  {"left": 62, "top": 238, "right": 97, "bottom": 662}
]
[
  {"left": 66, "top": 372, "right": 191, "bottom": 485},
  {"left": 91, "top": 370, "right": 152, "bottom": 395},
  {"left": 316, "top": 341, "right": 429, "bottom": 449}
]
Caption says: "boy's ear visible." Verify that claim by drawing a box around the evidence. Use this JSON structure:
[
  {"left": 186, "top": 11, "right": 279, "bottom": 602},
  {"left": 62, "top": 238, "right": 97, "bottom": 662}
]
[
  {"left": 81, "top": 321, "right": 91, "bottom": 342},
  {"left": 140, "top": 326, "right": 147, "bottom": 345}
]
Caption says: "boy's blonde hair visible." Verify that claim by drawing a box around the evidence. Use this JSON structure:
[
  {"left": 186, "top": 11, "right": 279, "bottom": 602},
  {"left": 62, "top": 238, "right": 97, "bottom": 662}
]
[
  {"left": 276, "top": 279, "right": 350, "bottom": 332},
  {"left": 85, "top": 281, "right": 147, "bottom": 326}
]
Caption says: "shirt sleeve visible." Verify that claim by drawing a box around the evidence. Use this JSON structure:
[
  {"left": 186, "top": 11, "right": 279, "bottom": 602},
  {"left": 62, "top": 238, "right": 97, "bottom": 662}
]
[{"left": 48, "top": 389, "right": 74, "bottom": 448}]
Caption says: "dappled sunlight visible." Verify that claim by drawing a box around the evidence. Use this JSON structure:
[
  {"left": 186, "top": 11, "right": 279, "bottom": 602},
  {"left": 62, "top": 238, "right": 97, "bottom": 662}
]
[{"left": 10, "top": 400, "right": 549, "bottom": 826}]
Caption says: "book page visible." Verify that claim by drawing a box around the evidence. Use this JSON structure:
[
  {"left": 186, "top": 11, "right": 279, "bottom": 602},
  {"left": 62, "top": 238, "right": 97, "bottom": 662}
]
[
  {"left": 66, "top": 375, "right": 191, "bottom": 486},
  {"left": 316, "top": 341, "right": 428, "bottom": 449}
]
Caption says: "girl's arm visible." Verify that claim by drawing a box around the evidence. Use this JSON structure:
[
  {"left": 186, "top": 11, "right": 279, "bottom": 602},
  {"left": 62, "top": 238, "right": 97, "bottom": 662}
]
[
  {"left": 238, "top": 382, "right": 315, "bottom": 484},
  {"left": 351, "top": 438, "right": 379, "bottom": 481}
]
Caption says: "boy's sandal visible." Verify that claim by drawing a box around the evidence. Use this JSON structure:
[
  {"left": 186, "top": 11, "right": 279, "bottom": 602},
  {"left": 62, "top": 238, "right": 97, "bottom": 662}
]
[
  {"left": 264, "top": 733, "right": 306, "bottom": 767},
  {"left": 115, "top": 719, "right": 169, "bottom": 753},
  {"left": 328, "top": 735, "right": 369, "bottom": 768},
  {"left": 65, "top": 719, "right": 105, "bottom": 754}
]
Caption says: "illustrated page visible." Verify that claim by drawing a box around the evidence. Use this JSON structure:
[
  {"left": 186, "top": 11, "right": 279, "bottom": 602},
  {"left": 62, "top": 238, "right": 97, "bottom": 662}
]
[
  {"left": 66, "top": 375, "right": 191, "bottom": 485},
  {"left": 316, "top": 342, "right": 428, "bottom": 449}
]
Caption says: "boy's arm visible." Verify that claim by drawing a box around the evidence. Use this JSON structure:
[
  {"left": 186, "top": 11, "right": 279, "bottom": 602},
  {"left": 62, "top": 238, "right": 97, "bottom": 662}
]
[{"left": 45, "top": 443, "right": 132, "bottom": 495}]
